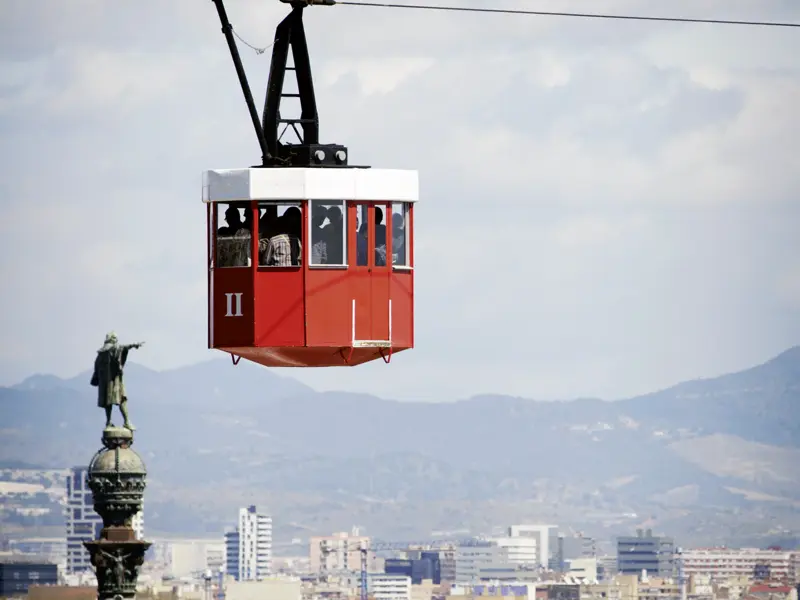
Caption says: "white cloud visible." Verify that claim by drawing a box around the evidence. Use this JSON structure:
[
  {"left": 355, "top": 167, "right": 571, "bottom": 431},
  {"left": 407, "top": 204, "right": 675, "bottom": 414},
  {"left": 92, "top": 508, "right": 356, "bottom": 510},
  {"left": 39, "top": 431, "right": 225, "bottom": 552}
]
[
  {"left": 321, "top": 57, "right": 436, "bottom": 95},
  {"left": 0, "top": 0, "right": 798, "bottom": 400},
  {"left": 550, "top": 214, "right": 647, "bottom": 248},
  {"left": 775, "top": 266, "right": 800, "bottom": 311}
]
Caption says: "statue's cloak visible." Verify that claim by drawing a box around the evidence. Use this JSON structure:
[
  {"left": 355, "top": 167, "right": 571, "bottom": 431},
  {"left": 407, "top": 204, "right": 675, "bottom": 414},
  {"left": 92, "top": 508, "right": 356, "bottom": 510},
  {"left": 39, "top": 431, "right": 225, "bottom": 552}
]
[{"left": 90, "top": 342, "right": 130, "bottom": 408}]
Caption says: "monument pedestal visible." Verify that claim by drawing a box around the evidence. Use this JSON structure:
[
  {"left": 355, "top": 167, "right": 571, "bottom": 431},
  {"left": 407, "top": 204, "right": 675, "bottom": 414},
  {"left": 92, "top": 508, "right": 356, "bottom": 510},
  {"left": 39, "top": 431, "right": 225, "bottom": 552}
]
[
  {"left": 84, "top": 540, "right": 150, "bottom": 600},
  {"left": 83, "top": 427, "right": 149, "bottom": 600}
]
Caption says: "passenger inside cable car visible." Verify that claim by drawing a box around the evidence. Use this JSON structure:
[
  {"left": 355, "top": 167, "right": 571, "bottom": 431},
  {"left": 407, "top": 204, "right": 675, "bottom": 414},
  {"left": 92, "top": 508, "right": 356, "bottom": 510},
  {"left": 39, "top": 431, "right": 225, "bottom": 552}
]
[
  {"left": 216, "top": 202, "right": 251, "bottom": 268},
  {"left": 355, "top": 205, "right": 389, "bottom": 267},
  {"left": 307, "top": 202, "right": 346, "bottom": 265},
  {"left": 215, "top": 201, "right": 411, "bottom": 270},
  {"left": 392, "top": 210, "right": 406, "bottom": 266},
  {"left": 260, "top": 205, "right": 302, "bottom": 266}
]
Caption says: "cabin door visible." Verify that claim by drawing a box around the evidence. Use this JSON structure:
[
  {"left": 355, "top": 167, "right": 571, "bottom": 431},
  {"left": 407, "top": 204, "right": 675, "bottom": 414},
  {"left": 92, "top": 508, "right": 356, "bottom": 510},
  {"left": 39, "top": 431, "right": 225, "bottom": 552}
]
[
  {"left": 351, "top": 203, "right": 391, "bottom": 345},
  {"left": 370, "top": 203, "right": 391, "bottom": 344}
]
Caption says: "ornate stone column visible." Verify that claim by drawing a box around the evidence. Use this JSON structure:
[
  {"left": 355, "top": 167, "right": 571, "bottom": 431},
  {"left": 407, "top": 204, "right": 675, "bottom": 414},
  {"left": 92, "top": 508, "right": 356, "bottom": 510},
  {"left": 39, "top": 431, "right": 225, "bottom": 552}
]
[{"left": 84, "top": 427, "right": 151, "bottom": 600}]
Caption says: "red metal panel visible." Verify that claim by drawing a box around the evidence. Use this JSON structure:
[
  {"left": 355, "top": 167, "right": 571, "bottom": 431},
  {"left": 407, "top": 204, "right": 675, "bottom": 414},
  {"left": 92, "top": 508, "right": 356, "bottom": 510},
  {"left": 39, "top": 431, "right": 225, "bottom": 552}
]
[
  {"left": 212, "top": 268, "right": 254, "bottom": 348},
  {"left": 390, "top": 270, "right": 413, "bottom": 348},
  {"left": 371, "top": 274, "right": 390, "bottom": 342},
  {"left": 352, "top": 281, "right": 371, "bottom": 343},
  {"left": 253, "top": 201, "right": 305, "bottom": 348},
  {"left": 306, "top": 269, "right": 354, "bottom": 346},
  {"left": 253, "top": 269, "right": 305, "bottom": 347}
]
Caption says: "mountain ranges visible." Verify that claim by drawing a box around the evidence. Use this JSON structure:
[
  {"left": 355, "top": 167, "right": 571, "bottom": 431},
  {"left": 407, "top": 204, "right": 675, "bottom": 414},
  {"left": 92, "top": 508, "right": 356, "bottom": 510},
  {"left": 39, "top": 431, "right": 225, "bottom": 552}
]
[{"left": 1, "top": 347, "right": 799, "bottom": 550}]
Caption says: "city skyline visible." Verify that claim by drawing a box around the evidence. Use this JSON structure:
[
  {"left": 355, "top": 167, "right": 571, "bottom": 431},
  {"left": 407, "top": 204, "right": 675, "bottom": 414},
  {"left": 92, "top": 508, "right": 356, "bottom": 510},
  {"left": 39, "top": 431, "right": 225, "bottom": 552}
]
[{"left": 6, "top": 515, "right": 800, "bottom": 583}]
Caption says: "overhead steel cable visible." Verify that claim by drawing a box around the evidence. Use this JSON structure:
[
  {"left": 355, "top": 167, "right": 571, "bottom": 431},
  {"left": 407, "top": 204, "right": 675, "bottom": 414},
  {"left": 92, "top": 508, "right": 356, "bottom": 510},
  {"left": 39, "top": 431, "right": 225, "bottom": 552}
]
[{"left": 334, "top": 1, "right": 800, "bottom": 29}]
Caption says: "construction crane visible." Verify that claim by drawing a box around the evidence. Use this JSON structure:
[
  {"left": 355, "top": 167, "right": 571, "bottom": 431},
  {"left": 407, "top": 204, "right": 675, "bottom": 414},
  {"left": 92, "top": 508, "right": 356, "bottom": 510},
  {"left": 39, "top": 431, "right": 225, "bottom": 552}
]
[
  {"left": 319, "top": 539, "right": 371, "bottom": 600},
  {"left": 319, "top": 538, "right": 487, "bottom": 600},
  {"left": 215, "top": 567, "right": 226, "bottom": 600}
]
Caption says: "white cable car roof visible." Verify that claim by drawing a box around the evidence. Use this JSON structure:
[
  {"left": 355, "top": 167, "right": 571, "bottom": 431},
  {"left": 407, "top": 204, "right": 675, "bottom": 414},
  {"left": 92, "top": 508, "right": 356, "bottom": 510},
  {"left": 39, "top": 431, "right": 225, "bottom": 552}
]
[{"left": 202, "top": 167, "right": 419, "bottom": 203}]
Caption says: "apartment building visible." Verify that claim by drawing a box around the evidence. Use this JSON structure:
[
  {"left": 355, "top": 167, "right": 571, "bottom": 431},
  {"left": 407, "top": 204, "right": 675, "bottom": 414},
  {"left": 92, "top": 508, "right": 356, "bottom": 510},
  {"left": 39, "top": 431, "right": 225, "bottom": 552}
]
[
  {"left": 790, "top": 550, "right": 800, "bottom": 584},
  {"left": 550, "top": 534, "right": 597, "bottom": 572},
  {"left": 495, "top": 537, "right": 539, "bottom": 568},
  {"left": 636, "top": 577, "right": 680, "bottom": 600},
  {"left": 455, "top": 543, "right": 506, "bottom": 583},
  {"left": 508, "top": 525, "right": 554, "bottom": 569},
  {"left": 150, "top": 539, "right": 226, "bottom": 578},
  {"left": 224, "top": 505, "right": 272, "bottom": 581},
  {"left": 616, "top": 530, "right": 675, "bottom": 578},
  {"left": 566, "top": 557, "right": 598, "bottom": 581},
  {"left": 370, "top": 574, "right": 411, "bottom": 600},
  {"left": 309, "top": 531, "right": 371, "bottom": 574},
  {"left": 681, "top": 548, "right": 793, "bottom": 582}
]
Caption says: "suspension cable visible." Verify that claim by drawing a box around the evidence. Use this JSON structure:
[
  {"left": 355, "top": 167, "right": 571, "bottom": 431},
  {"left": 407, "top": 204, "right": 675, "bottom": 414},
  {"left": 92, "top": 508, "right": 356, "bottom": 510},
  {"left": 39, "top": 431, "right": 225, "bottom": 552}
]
[{"left": 335, "top": 1, "right": 800, "bottom": 29}]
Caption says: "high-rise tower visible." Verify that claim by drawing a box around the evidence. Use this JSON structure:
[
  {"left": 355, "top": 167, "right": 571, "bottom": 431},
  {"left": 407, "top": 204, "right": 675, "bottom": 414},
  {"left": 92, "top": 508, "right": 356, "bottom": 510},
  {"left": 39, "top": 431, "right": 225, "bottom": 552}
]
[{"left": 224, "top": 506, "right": 272, "bottom": 581}]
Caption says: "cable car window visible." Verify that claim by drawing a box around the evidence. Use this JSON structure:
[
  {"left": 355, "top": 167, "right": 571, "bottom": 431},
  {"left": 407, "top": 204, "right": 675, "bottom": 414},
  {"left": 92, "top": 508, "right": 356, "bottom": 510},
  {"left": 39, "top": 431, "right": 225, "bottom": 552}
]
[
  {"left": 374, "top": 203, "right": 388, "bottom": 267},
  {"left": 257, "top": 201, "right": 302, "bottom": 267},
  {"left": 356, "top": 205, "right": 368, "bottom": 267},
  {"left": 309, "top": 200, "right": 346, "bottom": 266},
  {"left": 215, "top": 202, "right": 251, "bottom": 268},
  {"left": 391, "top": 202, "right": 409, "bottom": 267}
]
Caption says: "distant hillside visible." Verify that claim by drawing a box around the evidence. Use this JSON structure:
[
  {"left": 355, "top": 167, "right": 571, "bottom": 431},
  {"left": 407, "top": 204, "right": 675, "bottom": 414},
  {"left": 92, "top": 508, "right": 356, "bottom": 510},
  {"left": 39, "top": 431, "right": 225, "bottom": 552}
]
[
  {"left": 619, "top": 346, "right": 800, "bottom": 448},
  {"left": 1, "top": 346, "right": 799, "bottom": 546}
]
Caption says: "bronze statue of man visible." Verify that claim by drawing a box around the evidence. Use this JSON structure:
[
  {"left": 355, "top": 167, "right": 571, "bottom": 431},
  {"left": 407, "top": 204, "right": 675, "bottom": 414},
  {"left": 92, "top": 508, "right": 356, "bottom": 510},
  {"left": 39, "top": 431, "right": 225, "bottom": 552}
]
[{"left": 90, "top": 332, "right": 144, "bottom": 431}]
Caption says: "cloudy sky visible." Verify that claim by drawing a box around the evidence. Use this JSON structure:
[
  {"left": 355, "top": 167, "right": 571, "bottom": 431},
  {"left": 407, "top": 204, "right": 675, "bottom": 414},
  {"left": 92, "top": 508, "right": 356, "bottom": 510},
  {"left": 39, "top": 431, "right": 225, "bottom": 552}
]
[{"left": 1, "top": 0, "right": 798, "bottom": 402}]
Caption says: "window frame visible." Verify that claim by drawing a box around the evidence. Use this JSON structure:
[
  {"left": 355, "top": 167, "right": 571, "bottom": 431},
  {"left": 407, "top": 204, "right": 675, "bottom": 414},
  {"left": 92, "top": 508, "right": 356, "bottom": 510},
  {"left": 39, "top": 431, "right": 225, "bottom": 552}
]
[
  {"left": 214, "top": 201, "right": 253, "bottom": 269},
  {"left": 308, "top": 199, "right": 348, "bottom": 268},
  {"left": 256, "top": 200, "right": 303, "bottom": 269},
  {"left": 392, "top": 201, "right": 413, "bottom": 271},
  {"left": 373, "top": 202, "right": 391, "bottom": 270},
  {"left": 354, "top": 202, "right": 370, "bottom": 267}
]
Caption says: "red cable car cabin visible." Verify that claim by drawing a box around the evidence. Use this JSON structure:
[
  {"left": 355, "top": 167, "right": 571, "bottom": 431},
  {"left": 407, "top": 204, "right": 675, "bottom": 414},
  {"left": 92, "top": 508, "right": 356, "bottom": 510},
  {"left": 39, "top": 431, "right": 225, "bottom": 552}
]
[{"left": 203, "top": 167, "right": 418, "bottom": 368}]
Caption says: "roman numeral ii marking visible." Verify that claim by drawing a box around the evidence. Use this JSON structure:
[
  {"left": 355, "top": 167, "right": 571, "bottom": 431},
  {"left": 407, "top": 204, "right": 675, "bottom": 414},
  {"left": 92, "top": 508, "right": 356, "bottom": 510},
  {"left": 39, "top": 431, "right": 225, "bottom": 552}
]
[{"left": 224, "top": 293, "right": 243, "bottom": 317}]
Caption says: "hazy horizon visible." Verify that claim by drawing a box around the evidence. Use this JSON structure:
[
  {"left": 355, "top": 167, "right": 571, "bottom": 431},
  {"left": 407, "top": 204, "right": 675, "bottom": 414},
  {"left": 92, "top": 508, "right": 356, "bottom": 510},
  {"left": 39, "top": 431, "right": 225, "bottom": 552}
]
[{"left": 6, "top": 343, "right": 797, "bottom": 404}]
